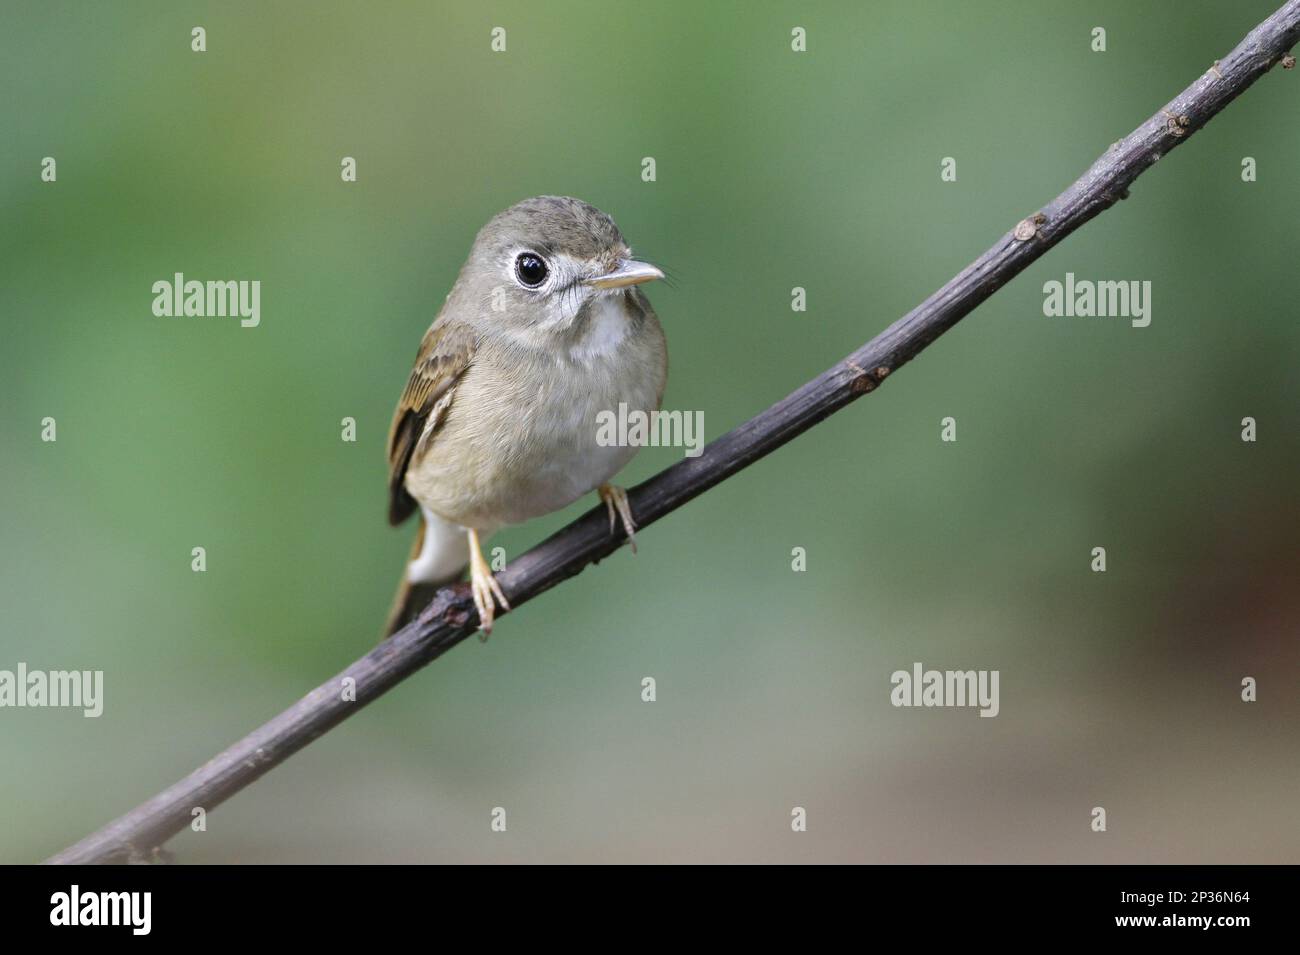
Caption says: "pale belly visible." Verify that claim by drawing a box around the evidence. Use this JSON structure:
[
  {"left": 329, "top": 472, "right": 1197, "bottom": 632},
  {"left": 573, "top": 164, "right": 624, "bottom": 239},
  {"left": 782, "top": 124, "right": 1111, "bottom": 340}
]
[{"left": 404, "top": 326, "right": 665, "bottom": 532}]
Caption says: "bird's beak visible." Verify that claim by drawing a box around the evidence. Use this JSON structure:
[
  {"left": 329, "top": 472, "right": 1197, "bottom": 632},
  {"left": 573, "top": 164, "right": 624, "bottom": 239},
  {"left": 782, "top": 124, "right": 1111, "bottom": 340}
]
[{"left": 586, "top": 259, "right": 664, "bottom": 290}]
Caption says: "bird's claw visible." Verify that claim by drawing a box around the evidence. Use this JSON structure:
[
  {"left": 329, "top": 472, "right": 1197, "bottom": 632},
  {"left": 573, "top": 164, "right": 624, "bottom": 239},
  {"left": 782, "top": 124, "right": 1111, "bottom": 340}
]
[{"left": 599, "top": 484, "right": 638, "bottom": 554}]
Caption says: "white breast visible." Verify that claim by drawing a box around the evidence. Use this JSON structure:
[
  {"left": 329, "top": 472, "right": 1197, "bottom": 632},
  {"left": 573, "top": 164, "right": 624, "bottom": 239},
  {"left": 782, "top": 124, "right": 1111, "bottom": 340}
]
[
  {"left": 497, "top": 365, "right": 648, "bottom": 524},
  {"left": 568, "top": 295, "right": 628, "bottom": 364},
  {"left": 405, "top": 292, "right": 666, "bottom": 532}
]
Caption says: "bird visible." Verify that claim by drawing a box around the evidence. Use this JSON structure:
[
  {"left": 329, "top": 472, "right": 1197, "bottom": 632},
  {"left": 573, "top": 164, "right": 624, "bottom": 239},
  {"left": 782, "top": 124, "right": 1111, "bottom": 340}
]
[{"left": 384, "top": 196, "right": 667, "bottom": 637}]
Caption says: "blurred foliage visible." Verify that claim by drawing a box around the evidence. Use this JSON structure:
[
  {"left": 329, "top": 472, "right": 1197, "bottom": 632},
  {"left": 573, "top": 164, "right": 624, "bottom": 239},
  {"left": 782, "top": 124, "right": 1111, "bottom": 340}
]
[{"left": 2, "top": 0, "right": 1296, "bottom": 862}]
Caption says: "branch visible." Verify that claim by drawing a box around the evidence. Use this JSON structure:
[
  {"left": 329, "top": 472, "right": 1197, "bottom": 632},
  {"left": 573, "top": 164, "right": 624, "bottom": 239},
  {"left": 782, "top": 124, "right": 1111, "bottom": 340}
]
[{"left": 47, "top": 1, "right": 1300, "bottom": 864}]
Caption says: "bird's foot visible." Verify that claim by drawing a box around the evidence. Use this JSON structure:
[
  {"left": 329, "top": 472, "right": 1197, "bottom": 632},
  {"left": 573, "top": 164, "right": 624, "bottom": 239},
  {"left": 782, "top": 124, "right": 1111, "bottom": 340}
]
[
  {"left": 598, "top": 483, "right": 637, "bottom": 554},
  {"left": 467, "top": 528, "right": 509, "bottom": 640}
]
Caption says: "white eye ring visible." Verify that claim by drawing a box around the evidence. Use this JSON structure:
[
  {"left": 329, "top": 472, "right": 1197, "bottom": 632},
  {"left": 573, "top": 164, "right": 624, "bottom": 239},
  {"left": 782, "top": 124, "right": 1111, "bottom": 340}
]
[{"left": 514, "top": 252, "right": 549, "bottom": 289}]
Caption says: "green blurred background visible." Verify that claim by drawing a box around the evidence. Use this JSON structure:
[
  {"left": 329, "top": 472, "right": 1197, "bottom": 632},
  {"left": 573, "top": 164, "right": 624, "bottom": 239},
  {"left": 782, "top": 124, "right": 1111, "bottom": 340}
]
[{"left": 3, "top": 0, "right": 1297, "bottom": 863}]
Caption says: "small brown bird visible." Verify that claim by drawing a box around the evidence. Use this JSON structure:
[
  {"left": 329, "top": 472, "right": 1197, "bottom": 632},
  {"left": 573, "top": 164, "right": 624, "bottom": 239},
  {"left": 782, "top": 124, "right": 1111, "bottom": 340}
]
[{"left": 385, "top": 196, "right": 667, "bottom": 636}]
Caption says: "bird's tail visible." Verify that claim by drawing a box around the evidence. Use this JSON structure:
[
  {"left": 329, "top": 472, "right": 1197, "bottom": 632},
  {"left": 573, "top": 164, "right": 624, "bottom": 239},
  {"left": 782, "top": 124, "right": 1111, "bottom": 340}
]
[{"left": 383, "top": 510, "right": 470, "bottom": 638}]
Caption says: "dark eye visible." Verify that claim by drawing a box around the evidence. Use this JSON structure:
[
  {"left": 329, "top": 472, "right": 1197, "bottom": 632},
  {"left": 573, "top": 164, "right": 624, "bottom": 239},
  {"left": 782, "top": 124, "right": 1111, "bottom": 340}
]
[{"left": 515, "top": 252, "right": 549, "bottom": 288}]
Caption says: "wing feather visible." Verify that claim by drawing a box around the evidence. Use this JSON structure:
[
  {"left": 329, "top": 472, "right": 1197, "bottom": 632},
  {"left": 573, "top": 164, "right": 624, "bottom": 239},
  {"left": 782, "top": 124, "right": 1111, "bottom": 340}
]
[{"left": 386, "top": 320, "right": 475, "bottom": 525}]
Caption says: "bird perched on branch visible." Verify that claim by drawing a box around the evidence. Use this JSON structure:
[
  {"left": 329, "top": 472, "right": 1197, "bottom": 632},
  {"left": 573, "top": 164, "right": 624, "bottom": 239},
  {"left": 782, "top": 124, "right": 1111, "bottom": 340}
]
[{"left": 385, "top": 196, "right": 667, "bottom": 636}]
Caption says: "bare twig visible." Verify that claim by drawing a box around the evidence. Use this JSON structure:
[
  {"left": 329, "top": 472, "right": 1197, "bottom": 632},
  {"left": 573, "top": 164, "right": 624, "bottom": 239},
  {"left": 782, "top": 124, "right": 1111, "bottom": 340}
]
[{"left": 47, "top": 1, "right": 1300, "bottom": 864}]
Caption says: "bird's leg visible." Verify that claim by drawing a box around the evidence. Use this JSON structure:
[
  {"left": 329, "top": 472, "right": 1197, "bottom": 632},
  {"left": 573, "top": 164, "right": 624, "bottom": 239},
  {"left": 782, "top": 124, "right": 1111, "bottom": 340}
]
[
  {"left": 467, "top": 527, "right": 509, "bottom": 639},
  {"left": 598, "top": 483, "right": 637, "bottom": 554}
]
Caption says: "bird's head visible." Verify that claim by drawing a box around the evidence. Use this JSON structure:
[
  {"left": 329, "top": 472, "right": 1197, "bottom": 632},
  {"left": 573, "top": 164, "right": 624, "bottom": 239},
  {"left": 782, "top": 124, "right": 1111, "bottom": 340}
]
[{"left": 452, "top": 195, "right": 663, "bottom": 344}]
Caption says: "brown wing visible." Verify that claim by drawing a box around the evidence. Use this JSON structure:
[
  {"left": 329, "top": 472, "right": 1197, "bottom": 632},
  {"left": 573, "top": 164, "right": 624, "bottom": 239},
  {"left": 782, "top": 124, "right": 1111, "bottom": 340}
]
[{"left": 386, "top": 319, "right": 475, "bottom": 526}]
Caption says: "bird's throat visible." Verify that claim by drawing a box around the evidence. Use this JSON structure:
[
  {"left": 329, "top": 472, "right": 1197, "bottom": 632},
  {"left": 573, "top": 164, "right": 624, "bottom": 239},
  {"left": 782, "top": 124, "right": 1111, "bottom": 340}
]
[{"left": 567, "top": 293, "right": 633, "bottom": 364}]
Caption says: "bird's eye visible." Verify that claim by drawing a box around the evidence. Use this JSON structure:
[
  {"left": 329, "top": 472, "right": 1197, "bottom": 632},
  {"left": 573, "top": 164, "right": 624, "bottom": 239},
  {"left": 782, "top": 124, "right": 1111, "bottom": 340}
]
[{"left": 514, "top": 252, "right": 549, "bottom": 288}]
